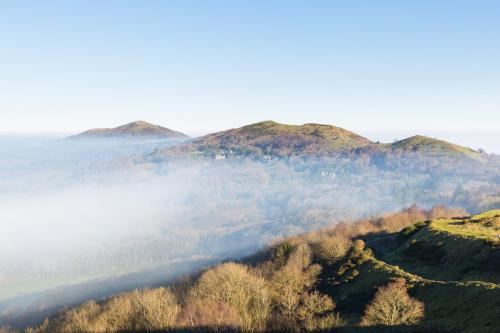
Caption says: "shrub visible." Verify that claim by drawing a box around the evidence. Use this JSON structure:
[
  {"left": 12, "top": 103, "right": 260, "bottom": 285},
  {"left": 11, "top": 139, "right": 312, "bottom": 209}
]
[
  {"left": 58, "top": 300, "right": 105, "bottom": 333},
  {"left": 271, "top": 245, "right": 319, "bottom": 318},
  {"left": 314, "top": 312, "right": 346, "bottom": 330},
  {"left": 352, "top": 239, "right": 366, "bottom": 252},
  {"left": 317, "top": 234, "right": 351, "bottom": 263},
  {"left": 297, "top": 291, "right": 338, "bottom": 331},
  {"left": 361, "top": 279, "right": 424, "bottom": 326},
  {"left": 274, "top": 241, "right": 294, "bottom": 265},
  {"left": 179, "top": 299, "right": 240, "bottom": 329},
  {"left": 401, "top": 220, "right": 427, "bottom": 238},
  {"left": 37, "top": 288, "right": 180, "bottom": 333},
  {"left": 129, "top": 287, "right": 180, "bottom": 330},
  {"left": 270, "top": 243, "right": 343, "bottom": 331},
  {"left": 287, "top": 243, "right": 313, "bottom": 270},
  {"left": 190, "top": 262, "right": 270, "bottom": 332}
]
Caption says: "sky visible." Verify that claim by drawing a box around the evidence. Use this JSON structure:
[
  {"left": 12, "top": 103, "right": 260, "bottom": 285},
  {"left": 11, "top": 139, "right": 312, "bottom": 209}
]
[{"left": 1, "top": 1, "right": 499, "bottom": 140}]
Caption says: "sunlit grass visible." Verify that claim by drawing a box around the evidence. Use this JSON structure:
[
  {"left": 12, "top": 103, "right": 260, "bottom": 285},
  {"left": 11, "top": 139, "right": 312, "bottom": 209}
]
[{"left": 430, "top": 210, "right": 500, "bottom": 242}]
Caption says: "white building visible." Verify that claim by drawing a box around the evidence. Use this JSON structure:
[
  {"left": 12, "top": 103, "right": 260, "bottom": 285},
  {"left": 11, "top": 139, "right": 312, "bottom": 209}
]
[{"left": 215, "top": 153, "right": 226, "bottom": 160}]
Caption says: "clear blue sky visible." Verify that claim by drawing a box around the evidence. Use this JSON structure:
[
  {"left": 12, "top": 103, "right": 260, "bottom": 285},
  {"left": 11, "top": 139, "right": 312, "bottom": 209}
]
[{"left": 1, "top": 0, "right": 499, "bottom": 136}]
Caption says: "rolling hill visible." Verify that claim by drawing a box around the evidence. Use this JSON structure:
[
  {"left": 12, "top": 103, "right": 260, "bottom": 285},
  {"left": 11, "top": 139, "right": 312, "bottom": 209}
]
[
  {"left": 148, "top": 120, "right": 487, "bottom": 164},
  {"left": 149, "top": 120, "right": 371, "bottom": 160},
  {"left": 384, "top": 135, "right": 486, "bottom": 162},
  {"left": 22, "top": 208, "right": 500, "bottom": 333},
  {"left": 178, "top": 120, "right": 372, "bottom": 158},
  {"left": 70, "top": 121, "right": 188, "bottom": 139}
]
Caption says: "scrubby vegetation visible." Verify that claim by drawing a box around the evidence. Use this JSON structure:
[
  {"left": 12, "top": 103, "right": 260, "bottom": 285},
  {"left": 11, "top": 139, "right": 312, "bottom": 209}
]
[
  {"left": 360, "top": 279, "right": 424, "bottom": 327},
  {"left": 14, "top": 205, "right": 500, "bottom": 333}
]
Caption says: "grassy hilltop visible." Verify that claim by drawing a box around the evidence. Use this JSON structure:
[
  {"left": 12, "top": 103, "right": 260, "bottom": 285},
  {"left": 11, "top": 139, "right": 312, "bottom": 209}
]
[
  {"left": 379, "top": 135, "right": 487, "bottom": 163},
  {"left": 17, "top": 207, "right": 500, "bottom": 333},
  {"left": 149, "top": 120, "right": 487, "bottom": 163},
  {"left": 70, "top": 121, "right": 189, "bottom": 139},
  {"left": 194, "top": 121, "right": 372, "bottom": 156}
]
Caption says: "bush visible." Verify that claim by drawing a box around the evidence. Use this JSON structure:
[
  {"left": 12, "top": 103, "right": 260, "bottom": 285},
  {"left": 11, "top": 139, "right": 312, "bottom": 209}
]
[
  {"left": 129, "top": 288, "right": 180, "bottom": 330},
  {"left": 361, "top": 279, "right": 424, "bottom": 326},
  {"left": 297, "top": 291, "right": 344, "bottom": 331},
  {"left": 352, "top": 239, "right": 366, "bottom": 252},
  {"left": 317, "top": 234, "right": 351, "bottom": 263},
  {"left": 179, "top": 299, "right": 240, "bottom": 329},
  {"left": 286, "top": 243, "right": 313, "bottom": 270},
  {"left": 190, "top": 262, "right": 270, "bottom": 332},
  {"left": 59, "top": 300, "right": 104, "bottom": 333},
  {"left": 270, "top": 243, "right": 343, "bottom": 331},
  {"left": 274, "top": 241, "right": 294, "bottom": 265},
  {"left": 34, "top": 288, "right": 180, "bottom": 333}
]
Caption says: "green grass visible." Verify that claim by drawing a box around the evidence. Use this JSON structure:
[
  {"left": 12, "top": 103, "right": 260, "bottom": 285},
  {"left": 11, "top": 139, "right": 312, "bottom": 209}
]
[
  {"left": 386, "top": 135, "right": 485, "bottom": 162},
  {"left": 430, "top": 210, "right": 500, "bottom": 242},
  {"left": 193, "top": 121, "right": 373, "bottom": 156},
  {"left": 240, "top": 121, "right": 371, "bottom": 146},
  {"left": 324, "top": 239, "right": 500, "bottom": 332},
  {"left": 367, "top": 211, "right": 500, "bottom": 284},
  {"left": 321, "top": 212, "right": 500, "bottom": 332}
]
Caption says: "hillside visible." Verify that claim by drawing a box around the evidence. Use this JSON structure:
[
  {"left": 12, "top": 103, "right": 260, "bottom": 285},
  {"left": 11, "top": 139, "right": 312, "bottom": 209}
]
[
  {"left": 19, "top": 207, "right": 500, "bottom": 333},
  {"left": 338, "top": 210, "right": 500, "bottom": 332},
  {"left": 386, "top": 135, "right": 486, "bottom": 162},
  {"left": 148, "top": 121, "right": 487, "bottom": 164},
  {"left": 150, "top": 121, "right": 372, "bottom": 159},
  {"left": 70, "top": 121, "right": 188, "bottom": 139}
]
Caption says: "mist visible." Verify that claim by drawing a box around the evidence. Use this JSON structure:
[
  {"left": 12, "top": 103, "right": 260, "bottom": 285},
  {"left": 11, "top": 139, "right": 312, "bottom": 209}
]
[{"left": 1, "top": 135, "right": 499, "bottom": 327}]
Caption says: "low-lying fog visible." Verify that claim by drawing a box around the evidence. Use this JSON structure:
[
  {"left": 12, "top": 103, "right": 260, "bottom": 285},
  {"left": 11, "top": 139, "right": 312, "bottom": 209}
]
[{"left": 0, "top": 135, "right": 498, "bottom": 327}]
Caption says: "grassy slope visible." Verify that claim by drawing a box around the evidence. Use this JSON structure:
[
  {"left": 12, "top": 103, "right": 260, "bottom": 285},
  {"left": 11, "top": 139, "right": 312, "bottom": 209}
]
[
  {"left": 329, "top": 211, "right": 500, "bottom": 332},
  {"left": 374, "top": 211, "right": 500, "bottom": 283},
  {"left": 385, "top": 135, "right": 486, "bottom": 162},
  {"left": 326, "top": 251, "right": 500, "bottom": 332},
  {"left": 431, "top": 209, "right": 500, "bottom": 241},
  {"left": 190, "top": 121, "right": 372, "bottom": 156}
]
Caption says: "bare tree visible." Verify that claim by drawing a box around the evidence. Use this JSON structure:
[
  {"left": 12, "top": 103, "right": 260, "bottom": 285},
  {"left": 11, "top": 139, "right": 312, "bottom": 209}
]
[
  {"left": 361, "top": 279, "right": 424, "bottom": 326},
  {"left": 317, "top": 234, "right": 351, "bottom": 263},
  {"left": 190, "top": 262, "right": 270, "bottom": 332}
]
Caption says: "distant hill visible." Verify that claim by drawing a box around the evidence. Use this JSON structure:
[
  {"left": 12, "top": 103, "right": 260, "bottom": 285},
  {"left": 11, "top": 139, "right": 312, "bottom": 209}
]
[
  {"left": 385, "top": 135, "right": 486, "bottom": 162},
  {"left": 151, "top": 120, "right": 372, "bottom": 159},
  {"left": 148, "top": 120, "right": 486, "bottom": 163},
  {"left": 70, "top": 121, "right": 188, "bottom": 139}
]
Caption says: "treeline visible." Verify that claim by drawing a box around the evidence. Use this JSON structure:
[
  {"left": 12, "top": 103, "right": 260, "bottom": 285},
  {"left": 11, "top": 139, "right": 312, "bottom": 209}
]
[{"left": 12, "top": 205, "right": 465, "bottom": 333}]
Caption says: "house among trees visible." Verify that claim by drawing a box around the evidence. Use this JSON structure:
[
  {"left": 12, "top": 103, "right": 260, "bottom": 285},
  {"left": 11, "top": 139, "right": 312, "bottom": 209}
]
[
  {"left": 215, "top": 152, "right": 226, "bottom": 160},
  {"left": 321, "top": 170, "right": 336, "bottom": 179}
]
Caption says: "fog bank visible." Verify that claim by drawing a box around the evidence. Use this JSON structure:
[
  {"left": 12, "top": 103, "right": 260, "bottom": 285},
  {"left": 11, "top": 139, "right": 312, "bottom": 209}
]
[{"left": 0, "top": 136, "right": 498, "bottom": 327}]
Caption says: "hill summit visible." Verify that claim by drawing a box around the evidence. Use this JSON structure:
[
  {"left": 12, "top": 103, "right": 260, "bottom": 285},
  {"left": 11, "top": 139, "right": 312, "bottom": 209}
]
[
  {"left": 185, "top": 120, "right": 372, "bottom": 157},
  {"left": 387, "top": 135, "right": 485, "bottom": 162},
  {"left": 70, "top": 121, "right": 188, "bottom": 139},
  {"left": 149, "top": 120, "right": 486, "bottom": 163}
]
